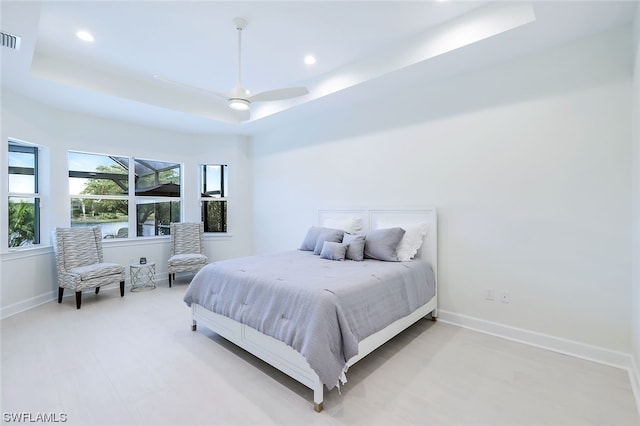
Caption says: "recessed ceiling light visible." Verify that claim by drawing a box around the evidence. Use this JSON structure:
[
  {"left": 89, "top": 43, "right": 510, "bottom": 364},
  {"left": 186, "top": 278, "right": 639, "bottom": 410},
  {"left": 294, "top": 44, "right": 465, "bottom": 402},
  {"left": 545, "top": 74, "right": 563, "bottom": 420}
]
[
  {"left": 304, "top": 54, "right": 316, "bottom": 65},
  {"left": 76, "top": 30, "right": 94, "bottom": 42}
]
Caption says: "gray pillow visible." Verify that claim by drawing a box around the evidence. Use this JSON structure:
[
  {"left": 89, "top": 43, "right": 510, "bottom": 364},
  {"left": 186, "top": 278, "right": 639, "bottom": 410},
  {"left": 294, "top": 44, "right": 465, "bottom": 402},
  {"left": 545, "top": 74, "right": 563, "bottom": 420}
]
[
  {"left": 320, "top": 241, "right": 349, "bottom": 261},
  {"left": 313, "top": 228, "right": 344, "bottom": 255},
  {"left": 299, "top": 226, "right": 323, "bottom": 251},
  {"left": 343, "top": 233, "right": 366, "bottom": 261},
  {"left": 363, "top": 227, "right": 406, "bottom": 261}
]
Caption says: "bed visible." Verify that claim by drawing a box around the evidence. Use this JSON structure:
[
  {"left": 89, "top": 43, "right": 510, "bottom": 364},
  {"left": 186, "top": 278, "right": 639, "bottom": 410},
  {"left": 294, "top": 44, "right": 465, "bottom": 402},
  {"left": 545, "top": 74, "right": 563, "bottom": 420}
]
[{"left": 183, "top": 208, "right": 438, "bottom": 412}]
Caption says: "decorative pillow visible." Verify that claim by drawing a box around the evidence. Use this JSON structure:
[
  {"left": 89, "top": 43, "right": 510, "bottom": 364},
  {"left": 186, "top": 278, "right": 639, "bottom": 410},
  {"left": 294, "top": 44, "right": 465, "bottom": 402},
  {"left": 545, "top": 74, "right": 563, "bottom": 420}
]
[
  {"left": 299, "top": 226, "right": 324, "bottom": 251},
  {"left": 377, "top": 222, "right": 428, "bottom": 261},
  {"left": 320, "top": 241, "right": 349, "bottom": 261},
  {"left": 322, "top": 217, "right": 363, "bottom": 234},
  {"left": 313, "top": 228, "right": 344, "bottom": 255},
  {"left": 363, "top": 227, "right": 406, "bottom": 261},
  {"left": 342, "top": 233, "right": 366, "bottom": 261}
]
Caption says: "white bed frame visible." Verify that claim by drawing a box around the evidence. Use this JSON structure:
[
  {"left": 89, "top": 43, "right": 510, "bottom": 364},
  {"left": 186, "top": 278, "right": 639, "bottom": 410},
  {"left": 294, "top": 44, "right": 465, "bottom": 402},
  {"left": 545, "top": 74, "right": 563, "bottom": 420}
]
[{"left": 191, "top": 208, "right": 437, "bottom": 412}]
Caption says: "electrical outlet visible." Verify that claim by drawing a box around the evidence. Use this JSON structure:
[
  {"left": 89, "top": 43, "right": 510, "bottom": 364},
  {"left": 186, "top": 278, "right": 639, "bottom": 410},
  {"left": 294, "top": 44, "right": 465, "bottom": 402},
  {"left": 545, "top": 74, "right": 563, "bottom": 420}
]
[
  {"left": 501, "top": 290, "right": 510, "bottom": 303},
  {"left": 485, "top": 288, "right": 495, "bottom": 301}
]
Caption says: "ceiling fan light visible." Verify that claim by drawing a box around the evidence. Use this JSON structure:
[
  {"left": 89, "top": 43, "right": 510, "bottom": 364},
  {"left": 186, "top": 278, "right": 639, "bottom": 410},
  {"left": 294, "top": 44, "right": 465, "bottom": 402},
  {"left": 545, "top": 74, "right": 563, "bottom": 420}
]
[
  {"left": 76, "top": 30, "right": 95, "bottom": 42},
  {"left": 228, "top": 98, "right": 250, "bottom": 111}
]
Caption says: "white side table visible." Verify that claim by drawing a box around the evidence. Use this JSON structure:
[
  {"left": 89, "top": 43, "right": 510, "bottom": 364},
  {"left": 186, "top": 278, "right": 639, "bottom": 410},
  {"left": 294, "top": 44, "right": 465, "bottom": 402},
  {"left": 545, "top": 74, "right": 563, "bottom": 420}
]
[{"left": 130, "top": 262, "right": 156, "bottom": 291}]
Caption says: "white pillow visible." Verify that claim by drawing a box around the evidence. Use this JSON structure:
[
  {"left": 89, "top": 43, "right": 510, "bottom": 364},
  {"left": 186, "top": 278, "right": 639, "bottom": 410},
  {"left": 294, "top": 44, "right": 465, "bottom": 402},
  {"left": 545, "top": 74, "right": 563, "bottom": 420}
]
[
  {"left": 321, "top": 217, "right": 362, "bottom": 234},
  {"left": 376, "top": 222, "right": 428, "bottom": 261}
]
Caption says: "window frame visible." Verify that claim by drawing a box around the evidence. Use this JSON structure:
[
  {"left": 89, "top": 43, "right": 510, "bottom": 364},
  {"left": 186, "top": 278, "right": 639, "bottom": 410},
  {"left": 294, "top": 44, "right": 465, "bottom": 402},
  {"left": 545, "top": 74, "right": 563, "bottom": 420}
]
[
  {"left": 200, "top": 164, "right": 228, "bottom": 234},
  {"left": 68, "top": 151, "right": 183, "bottom": 239},
  {"left": 133, "top": 157, "right": 182, "bottom": 237},
  {"left": 68, "top": 151, "right": 130, "bottom": 239},
  {"left": 7, "top": 140, "right": 41, "bottom": 248}
]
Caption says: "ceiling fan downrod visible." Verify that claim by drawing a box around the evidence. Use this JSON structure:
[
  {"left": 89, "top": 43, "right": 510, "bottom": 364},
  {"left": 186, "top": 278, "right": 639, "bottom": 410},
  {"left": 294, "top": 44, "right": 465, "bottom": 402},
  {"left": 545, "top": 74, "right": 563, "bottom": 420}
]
[{"left": 234, "top": 17, "right": 248, "bottom": 95}]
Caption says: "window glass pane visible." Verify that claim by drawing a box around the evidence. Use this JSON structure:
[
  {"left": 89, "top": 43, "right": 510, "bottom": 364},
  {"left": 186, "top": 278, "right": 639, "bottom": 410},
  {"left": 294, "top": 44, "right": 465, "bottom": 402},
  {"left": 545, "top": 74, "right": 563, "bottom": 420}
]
[
  {"left": 69, "top": 152, "right": 128, "bottom": 173},
  {"left": 202, "top": 200, "right": 227, "bottom": 233},
  {"left": 70, "top": 198, "right": 129, "bottom": 239},
  {"left": 9, "top": 174, "right": 35, "bottom": 194},
  {"left": 68, "top": 152, "right": 128, "bottom": 196},
  {"left": 69, "top": 177, "right": 128, "bottom": 196},
  {"left": 8, "top": 142, "right": 40, "bottom": 247},
  {"left": 135, "top": 158, "right": 180, "bottom": 197},
  {"left": 136, "top": 199, "right": 180, "bottom": 236},
  {"left": 8, "top": 197, "right": 39, "bottom": 247},
  {"left": 201, "top": 164, "right": 228, "bottom": 198},
  {"left": 8, "top": 151, "right": 36, "bottom": 193},
  {"left": 9, "top": 151, "right": 34, "bottom": 167}
]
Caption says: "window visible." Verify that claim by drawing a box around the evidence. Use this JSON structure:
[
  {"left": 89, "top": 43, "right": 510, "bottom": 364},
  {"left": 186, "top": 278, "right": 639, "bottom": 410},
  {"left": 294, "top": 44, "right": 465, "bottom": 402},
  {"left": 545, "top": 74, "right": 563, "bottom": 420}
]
[
  {"left": 200, "top": 164, "right": 228, "bottom": 233},
  {"left": 134, "top": 158, "right": 180, "bottom": 237},
  {"left": 69, "top": 152, "right": 181, "bottom": 238},
  {"left": 8, "top": 141, "right": 40, "bottom": 247},
  {"left": 69, "top": 152, "right": 129, "bottom": 239}
]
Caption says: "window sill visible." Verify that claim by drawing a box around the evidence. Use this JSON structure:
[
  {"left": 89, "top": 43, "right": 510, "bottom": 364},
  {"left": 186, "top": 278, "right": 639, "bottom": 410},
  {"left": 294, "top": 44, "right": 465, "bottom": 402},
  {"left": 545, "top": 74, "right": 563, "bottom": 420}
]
[
  {"left": 204, "top": 233, "right": 233, "bottom": 240},
  {"left": 2, "top": 233, "right": 233, "bottom": 259},
  {"left": 1, "top": 245, "right": 53, "bottom": 260}
]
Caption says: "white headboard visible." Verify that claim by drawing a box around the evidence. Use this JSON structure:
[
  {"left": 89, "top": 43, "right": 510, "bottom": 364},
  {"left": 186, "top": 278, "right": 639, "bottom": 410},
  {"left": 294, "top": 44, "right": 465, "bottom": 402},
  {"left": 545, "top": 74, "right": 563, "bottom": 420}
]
[{"left": 318, "top": 207, "right": 438, "bottom": 281}]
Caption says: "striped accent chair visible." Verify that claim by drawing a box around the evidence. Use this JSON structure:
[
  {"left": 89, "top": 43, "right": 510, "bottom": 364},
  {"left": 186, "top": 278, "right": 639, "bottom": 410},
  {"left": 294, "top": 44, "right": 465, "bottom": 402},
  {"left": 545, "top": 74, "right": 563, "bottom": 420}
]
[
  {"left": 53, "top": 226, "right": 125, "bottom": 309},
  {"left": 168, "top": 222, "right": 208, "bottom": 287}
]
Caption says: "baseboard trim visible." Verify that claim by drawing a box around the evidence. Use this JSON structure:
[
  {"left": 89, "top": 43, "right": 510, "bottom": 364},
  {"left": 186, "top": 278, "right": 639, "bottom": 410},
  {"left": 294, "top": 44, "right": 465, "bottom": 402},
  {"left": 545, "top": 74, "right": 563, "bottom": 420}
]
[
  {"left": 437, "top": 310, "right": 633, "bottom": 370},
  {"left": 0, "top": 290, "right": 57, "bottom": 320},
  {"left": 630, "top": 356, "right": 640, "bottom": 416},
  {"left": 438, "top": 309, "right": 640, "bottom": 414},
  {"left": 0, "top": 276, "right": 171, "bottom": 319}
]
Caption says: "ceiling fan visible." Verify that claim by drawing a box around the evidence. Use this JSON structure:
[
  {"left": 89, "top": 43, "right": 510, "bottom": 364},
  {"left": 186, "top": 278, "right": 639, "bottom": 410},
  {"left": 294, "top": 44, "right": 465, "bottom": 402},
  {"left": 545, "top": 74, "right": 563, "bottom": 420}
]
[{"left": 155, "top": 17, "right": 309, "bottom": 113}]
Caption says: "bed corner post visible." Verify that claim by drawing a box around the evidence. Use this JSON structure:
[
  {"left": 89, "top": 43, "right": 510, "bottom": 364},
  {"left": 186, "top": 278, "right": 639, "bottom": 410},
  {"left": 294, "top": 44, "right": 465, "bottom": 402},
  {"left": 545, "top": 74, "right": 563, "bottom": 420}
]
[
  {"left": 313, "top": 380, "right": 323, "bottom": 412},
  {"left": 191, "top": 304, "right": 197, "bottom": 331}
]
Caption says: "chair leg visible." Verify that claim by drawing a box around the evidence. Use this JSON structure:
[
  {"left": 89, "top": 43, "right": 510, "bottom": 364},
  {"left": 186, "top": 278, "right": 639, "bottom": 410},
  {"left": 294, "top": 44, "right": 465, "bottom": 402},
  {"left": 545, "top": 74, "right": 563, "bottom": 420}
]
[
  {"left": 75, "top": 291, "right": 82, "bottom": 309},
  {"left": 95, "top": 287, "right": 100, "bottom": 294},
  {"left": 120, "top": 281, "right": 125, "bottom": 297},
  {"left": 58, "top": 287, "right": 64, "bottom": 303},
  {"left": 169, "top": 273, "right": 172, "bottom": 288}
]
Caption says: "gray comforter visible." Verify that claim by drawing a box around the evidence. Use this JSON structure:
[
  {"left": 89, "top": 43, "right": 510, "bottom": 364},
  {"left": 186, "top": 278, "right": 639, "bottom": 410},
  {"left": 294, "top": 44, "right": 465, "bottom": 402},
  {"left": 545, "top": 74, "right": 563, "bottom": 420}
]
[{"left": 183, "top": 250, "right": 435, "bottom": 389}]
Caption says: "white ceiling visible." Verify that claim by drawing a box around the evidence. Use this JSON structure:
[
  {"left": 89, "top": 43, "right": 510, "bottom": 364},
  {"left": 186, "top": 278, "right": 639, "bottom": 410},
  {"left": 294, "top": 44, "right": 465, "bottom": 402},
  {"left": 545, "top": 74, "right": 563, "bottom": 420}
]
[{"left": 1, "top": 1, "right": 638, "bottom": 135}]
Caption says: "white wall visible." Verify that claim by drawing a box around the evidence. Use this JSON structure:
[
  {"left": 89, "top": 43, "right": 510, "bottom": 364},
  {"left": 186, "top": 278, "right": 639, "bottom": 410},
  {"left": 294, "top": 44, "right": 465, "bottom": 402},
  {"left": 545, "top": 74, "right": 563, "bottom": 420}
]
[
  {"left": 0, "top": 12, "right": 635, "bottom": 377},
  {"left": 631, "top": 1, "right": 640, "bottom": 399},
  {"left": 0, "top": 92, "right": 254, "bottom": 316},
  {"left": 251, "top": 27, "right": 634, "bottom": 354}
]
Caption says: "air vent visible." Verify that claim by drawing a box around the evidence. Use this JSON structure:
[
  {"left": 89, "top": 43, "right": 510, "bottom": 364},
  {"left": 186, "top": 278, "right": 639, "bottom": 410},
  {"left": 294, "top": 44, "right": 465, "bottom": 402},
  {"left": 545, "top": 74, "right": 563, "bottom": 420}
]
[{"left": 1, "top": 31, "right": 21, "bottom": 51}]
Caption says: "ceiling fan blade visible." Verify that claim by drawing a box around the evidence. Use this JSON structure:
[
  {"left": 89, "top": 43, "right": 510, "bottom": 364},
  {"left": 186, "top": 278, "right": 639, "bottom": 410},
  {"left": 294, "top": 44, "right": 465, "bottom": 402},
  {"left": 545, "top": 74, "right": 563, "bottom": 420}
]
[
  {"left": 155, "top": 19, "right": 308, "bottom": 118},
  {"left": 234, "top": 108, "right": 251, "bottom": 122},
  {"left": 154, "top": 75, "right": 229, "bottom": 100},
  {"left": 248, "top": 87, "right": 309, "bottom": 103}
]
